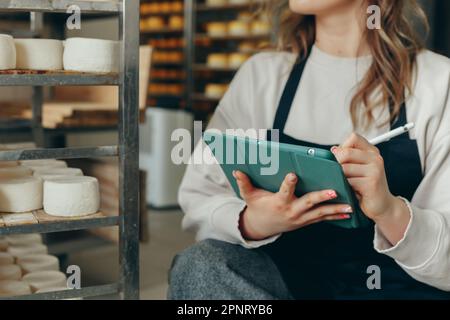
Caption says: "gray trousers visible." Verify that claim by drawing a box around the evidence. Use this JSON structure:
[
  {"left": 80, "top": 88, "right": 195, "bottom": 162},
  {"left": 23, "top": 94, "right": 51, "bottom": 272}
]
[{"left": 168, "top": 239, "right": 293, "bottom": 300}]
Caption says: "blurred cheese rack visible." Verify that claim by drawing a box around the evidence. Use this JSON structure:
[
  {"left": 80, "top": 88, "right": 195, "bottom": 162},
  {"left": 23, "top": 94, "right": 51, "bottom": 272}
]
[
  {"left": 0, "top": 1, "right": 140, "bottom": 300},
  {"left": 185, "top": 0, "right": 272, "bottom": 121},
  {"left": 140, "top": 1, "right": 186, "bottom": 109}
]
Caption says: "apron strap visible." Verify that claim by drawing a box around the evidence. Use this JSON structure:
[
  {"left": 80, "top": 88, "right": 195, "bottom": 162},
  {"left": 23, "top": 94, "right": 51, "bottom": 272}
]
[{"left": 272, "top": 50, "right": 312, "bottom": 133}]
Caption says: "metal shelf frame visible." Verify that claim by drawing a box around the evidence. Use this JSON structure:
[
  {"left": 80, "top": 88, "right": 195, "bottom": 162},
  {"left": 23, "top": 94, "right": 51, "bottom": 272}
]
[{"left": 0, "top": 0, "right": 140, "bottom": 300}]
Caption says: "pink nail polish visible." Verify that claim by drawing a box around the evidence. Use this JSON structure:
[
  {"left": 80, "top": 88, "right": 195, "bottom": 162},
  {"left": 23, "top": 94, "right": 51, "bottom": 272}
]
[
  {"left": 331, "top": 146, "right": 338, "bottom": 154},
  {"left": 340, "top": 214, "right": 351, "bottom": 219},
  {"left": 288, "top": 173, "right": 297, "bottom": 182},
  {"left": 327, "top": 190, "right": 337, "bottom": 199},
  {"left": 343, "top": 206, "right": 353, "bottom": 213}
]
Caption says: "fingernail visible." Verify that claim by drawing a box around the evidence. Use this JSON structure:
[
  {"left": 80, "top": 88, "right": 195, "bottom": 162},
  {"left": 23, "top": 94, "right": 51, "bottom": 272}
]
[
  {"left": 340, "top": 214, "right": 351, "bottom": 219},
  {"left": 327, "top": 190, "right": 337, "bottom": 198},
  {"left": 232, "top": 170, "right": 237, "bottom": 178},
  {"left": 331, "top": 146, "right": 338, "bottom": 154},
  {"left": 343, "top": 206, "right": 353, "bottom": 213},
  {"left": 288, "top": 173, "right": 297, "bottom": 182}
]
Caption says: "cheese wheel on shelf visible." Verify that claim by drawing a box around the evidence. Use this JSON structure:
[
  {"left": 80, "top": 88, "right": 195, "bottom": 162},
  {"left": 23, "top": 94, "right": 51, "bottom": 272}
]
[
  {"left": 0, "top": 238, "right": 8, "bottom": 252},
  {"left": 0, "top": 177, "right": 43, "bottom": 213},
  {"left": 207, "top": 53, "right": 228, "bottom": 68},
  {"left": 20, "top": 159, "right": 63, "bottom": 166},
  {"left": 0, "top": 280, "right": 32, "bottom": 297},
  {"left": 0, "top": 166, "right": 33, "bottom": 180},
  {"left": 228, "top": 21, "right": 250, "bottom": 36},
  {"left": 33, "top": 167, "right": 83, "bottom": 180},
  {"left": 43, "top": 176, "right": 100, "bottom": 217},
  {"left": 22, "top": 271, "right": 67, "bottom": 292},
  {"left": 17, "top": 254, "right": 59, "bottom": 274},
  {"left": 206, "top": 0, "right": 227, "bottom": 6},
  {"left": 15, "top": 39, "right": 63, "bottom": 70},
  {"left": 64, "top": 37, "right": 119, "bottom": 73},
  {"left": 205, "top": 84, "right": 228, "bottom": 99},
  {"left": 206, "top": 22, "right": 228, "bottom": 37},
  {"left": 228, "top": 53, "right": 250, "bottom": 69},
  {"left": 0, "top": 34, "right": 16, "bottom": 70},
  {"left": 5, "top": 234, "right": 42, "bottom": 247},
  {"left": 0, "top": 252, "right": 14, "bottom": 265},
  {"left": 7, "top": 243, "right": 48, "bottom": 258},
  {"left": 0, "top": 264, "right": 21, "bottom": 280}
]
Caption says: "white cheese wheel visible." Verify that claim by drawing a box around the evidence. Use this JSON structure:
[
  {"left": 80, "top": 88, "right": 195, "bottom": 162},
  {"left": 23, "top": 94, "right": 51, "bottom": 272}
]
[
  {"left": 33, "top": 167, "right": 83, "bottom": 179},
  {"left": 0, "top": 280, "right": 32, "bottom": 297},
  {"left": 0, "top": 34, "right": 16, "bottom": 70},
  {"left": 0, "top": 177, "right": 43, "bottom": 213},
  {"left": 0, "top": 161, "right": 19, "bottom": 168},
  {"left": 8, "top": 243, "right": 48, "bottom": 258},
  {"left": 64, "top": 37, "right": 119, "bottom": 73},
  {"left": 0, "top": 252, "right": 14, "bottom": 265},
  {"left": 0, "top": 264, "right": 21, "bottom": 280},
  {"left": 22, "top": 271, "right": 67, "bottom": 292},
  {"left": 20, "top": 159, "right": 61, "bottom": 166},
  {"left": 0, "top": 166, "right": 33, "bottom": 179},
  {"left": 17, "top": 254, "right": 59, "bottom": 274},
  {"left": 15, "top": 39, "right": 63, "bottom": 70},
  {"left": 43, "top": 176, "right": 100, "bottom": 217},
  {"left": 5, "top": 233, "right": 42, "bottom": 246}
]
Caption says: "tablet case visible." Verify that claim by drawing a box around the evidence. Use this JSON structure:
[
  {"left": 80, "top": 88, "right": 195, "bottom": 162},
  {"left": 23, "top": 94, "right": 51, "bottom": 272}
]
[{"left": 204, "top": 131, "right": 370, "bottom": 229}]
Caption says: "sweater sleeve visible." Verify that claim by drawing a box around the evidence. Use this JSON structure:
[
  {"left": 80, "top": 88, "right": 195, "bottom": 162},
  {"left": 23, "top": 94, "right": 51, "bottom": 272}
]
[
  {"left": 178, "top": 56, "right": 280, "bottom": 248},
  {"left": 374, "top": 68, "right": 450, "bottom": 291}
]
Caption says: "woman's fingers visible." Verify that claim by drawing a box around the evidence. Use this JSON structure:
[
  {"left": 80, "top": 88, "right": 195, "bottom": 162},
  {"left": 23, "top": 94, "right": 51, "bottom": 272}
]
[
  {"left": 340, "top": 133, "right": 380, "bottom": 154},
  {"left": 331, "top": 147, "right": 371, "bottom": 164},
  {"left": 341, "top": 163, "right": 370, "bottom": 178},
  {"left": 277, "top": 173, "right": 298, "bottom": 202},
  {"left": 303, "top": 212, "right": 353, "bottom": 228},
  {"left": 291, "top": 189, "right": 337, "bottom": 213},
  {"left": 296, "top": 204, "right": 353, "bottom": 226},
  {"left": 233, "top": 170, "right": 255, "bottom": 200}
]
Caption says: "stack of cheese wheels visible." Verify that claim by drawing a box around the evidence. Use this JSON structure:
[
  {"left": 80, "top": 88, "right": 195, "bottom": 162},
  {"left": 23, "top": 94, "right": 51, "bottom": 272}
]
[
  {"left": 44, "top": 176, "right": 100, "bottom": 217},
  {"left": 5, "top": 233, "right": 42, "bottom": 247},
  {"left": 63, "top": 37, "right": 120, "bottom": 73},
  {"left": 0, "top": 177, "right": 43, "bottom": 213},
  {"left": 0, "top": 34, "right": 16, "bottom": 70},
  {"left": 14, "top": 39, "right": 63, "bottom": 70},
  {"left": 0, "top": 280, "right": 32, "bottom": 297},
  {"left": 17, "top": 254, "right": 60, "bottom": 275},
  {"left": 22, "top": 271, "right": 67, "bottom": 292},
  {"left": 33, "top": 167, "right": 83, "bottom": 181}
]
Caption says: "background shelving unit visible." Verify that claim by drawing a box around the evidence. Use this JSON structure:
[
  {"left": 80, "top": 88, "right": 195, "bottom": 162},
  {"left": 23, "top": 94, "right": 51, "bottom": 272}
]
[
  {"left": 184, "top": 0, "right": 272, "bottom": 122},
  {"left": 0, "top": 0, "right": 140, "bottom": 300},
  {"left": 140, "top": 0, "right": 186, "bottom": 110}
]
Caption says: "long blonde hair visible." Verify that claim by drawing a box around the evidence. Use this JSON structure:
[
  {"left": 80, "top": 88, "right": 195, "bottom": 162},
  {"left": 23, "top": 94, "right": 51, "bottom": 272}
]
[{"left": 263, "top": 0, "right": 428, "bottom": 127}]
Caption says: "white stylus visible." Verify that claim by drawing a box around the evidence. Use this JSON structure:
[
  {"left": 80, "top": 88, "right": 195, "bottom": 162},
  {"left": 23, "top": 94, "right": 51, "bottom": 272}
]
[{"left": 369, "top": 123, "right": 415, "bottom": 145}]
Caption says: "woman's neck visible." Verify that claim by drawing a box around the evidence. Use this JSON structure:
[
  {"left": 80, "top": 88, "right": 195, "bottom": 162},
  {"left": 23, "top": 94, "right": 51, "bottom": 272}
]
[{"left": 314, "top": 2, "right": 370, "bottom": 58}]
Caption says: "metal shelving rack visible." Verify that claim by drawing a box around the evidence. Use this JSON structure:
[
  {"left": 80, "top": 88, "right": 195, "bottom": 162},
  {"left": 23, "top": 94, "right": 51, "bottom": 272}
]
[{"left": 0, "top": 0, "right": 140, "bottom": 300}]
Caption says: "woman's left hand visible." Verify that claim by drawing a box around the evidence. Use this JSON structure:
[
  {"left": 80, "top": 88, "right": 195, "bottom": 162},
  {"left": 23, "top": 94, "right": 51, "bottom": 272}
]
[{"left": 331, "top": 133, "right": 399, "bottom": 222}]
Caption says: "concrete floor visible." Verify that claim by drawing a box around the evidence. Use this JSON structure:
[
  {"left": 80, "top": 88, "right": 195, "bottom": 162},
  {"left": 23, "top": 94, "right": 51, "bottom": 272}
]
[{"left": 66, "top": 209, "right": 195, "bottom": 300}]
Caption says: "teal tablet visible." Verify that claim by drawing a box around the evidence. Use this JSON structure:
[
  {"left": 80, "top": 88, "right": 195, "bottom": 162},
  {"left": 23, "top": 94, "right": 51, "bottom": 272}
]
[{"left": 203, "top": 131, "right": 370, "bottom": 229}]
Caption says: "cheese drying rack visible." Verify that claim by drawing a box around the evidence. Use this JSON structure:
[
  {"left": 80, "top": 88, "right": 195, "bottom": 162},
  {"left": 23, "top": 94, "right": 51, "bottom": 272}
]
[{"left": 0, "top": 0, "right": 140, "bottom": 300}]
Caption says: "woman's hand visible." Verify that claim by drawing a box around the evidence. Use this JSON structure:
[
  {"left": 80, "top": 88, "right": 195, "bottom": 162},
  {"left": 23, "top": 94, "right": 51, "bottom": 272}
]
[
  {"left": 331, "top": 133, "right": 410, "bottom": 244},
  {"left": 233, "top": 170, "right": 353, "bottom": 241}
]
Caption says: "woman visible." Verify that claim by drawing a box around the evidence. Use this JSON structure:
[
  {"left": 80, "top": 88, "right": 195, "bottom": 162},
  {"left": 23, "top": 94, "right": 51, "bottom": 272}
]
[{"left": 169, "top": 0, "right": 450, "bottom": 299}]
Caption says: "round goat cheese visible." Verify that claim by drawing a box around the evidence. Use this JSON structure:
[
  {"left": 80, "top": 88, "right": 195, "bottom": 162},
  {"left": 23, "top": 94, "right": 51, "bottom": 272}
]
[
  {"left": 63, "top": 37, "right": 119, "bottom": 73},
  {"left": 23, "top": 270, "right": 67, "bottom": 292},
  {"left": 15, "top": 39, "right": 63, "bottom": 70},
  {"left": 0, "top": 177, "right": 43, "bottom": 213},
  {"left": 43, "top": 176, "right": 100, "bottom": 217},
  {"left": 8, "top": 243, "right": 48, "bottom": 258},
  {"left": 33, "top": 167, "right": 83, "bottom": 180},
  {"left": 0, "top": 280, "right": 32, "bottom": 297},
  {"left": 0, "top": 34, "right": 16, "bottom": 70},
  {"left": 5, "top": 233, "right": 42, "bottom": 246}
]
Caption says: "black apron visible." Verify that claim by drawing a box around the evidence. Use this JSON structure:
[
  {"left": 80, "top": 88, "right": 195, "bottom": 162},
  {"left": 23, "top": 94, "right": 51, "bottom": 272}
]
[{"left": 263, "top": 51, "right": 450, "bottom": 300}]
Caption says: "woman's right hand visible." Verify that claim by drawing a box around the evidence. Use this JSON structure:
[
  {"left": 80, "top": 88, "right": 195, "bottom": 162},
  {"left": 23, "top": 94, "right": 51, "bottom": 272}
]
[{"left": 233, "top": 170, "right": 353, "bottom": 241}]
